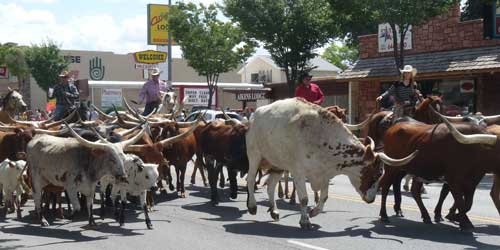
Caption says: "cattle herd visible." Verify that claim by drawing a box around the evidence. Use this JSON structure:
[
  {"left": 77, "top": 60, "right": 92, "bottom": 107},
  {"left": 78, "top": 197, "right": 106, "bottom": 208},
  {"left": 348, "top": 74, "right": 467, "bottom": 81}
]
[{"left": 0, "top": 89, "right": 499, "bottom": 234}]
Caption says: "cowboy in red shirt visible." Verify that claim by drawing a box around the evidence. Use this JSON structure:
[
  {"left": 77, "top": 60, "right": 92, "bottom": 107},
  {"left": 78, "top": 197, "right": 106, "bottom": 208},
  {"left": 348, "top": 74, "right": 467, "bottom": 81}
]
[{"left": 295, "top": 72, "right": 324, "bottom": 105}]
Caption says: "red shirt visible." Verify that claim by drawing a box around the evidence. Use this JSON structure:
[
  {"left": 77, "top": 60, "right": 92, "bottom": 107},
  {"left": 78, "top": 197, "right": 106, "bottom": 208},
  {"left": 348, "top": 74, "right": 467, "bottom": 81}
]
[{"left": 295, "top": 83, "right": 324, "bottom": 105}]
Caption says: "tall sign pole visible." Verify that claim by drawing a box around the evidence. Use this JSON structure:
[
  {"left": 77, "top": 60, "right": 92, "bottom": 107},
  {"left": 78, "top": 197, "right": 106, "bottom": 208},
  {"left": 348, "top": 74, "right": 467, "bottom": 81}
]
[{"left": 168, "top": 0, "right": 172, "bottom": 85}]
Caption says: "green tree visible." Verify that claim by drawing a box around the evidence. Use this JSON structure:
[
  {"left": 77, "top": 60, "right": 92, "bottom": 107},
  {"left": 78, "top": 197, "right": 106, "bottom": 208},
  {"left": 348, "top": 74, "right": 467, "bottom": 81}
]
[
  {"left": 327, "top": 0, "right": 379, "bottom": 47},
  {"left": 322, "top": 43, "right": 359, "bottom": 71},
  {"left": 0, "top": 42, "right": 31, "bottom": 102},
  {"left": 169, "top": 3, "right": 256, "bottom": 108},
  {"left": 25, "top": 41, "right": 68, "bottom": 92},
  {"left": 224, "top": 0, "right": 337, "bottom": 97}
]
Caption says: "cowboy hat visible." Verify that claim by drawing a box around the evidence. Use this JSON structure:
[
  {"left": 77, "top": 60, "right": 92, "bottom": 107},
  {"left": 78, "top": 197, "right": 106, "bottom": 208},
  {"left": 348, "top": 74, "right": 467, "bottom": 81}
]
[
  {"left": 59, "top": 71, "right": 69, "bottom": 77},
  {"left": 400, "top": 65, "right": 417, "bottom": 76},
  {"left": 151, "top": 68, "right": 161, "bottom": 76}
]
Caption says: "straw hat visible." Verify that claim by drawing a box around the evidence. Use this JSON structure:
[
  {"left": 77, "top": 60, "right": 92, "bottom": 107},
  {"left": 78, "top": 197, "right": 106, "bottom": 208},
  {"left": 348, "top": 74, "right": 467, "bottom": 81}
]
[
  {"left": 151, "top": 68, "right": 161, "bottom": 76},
  {"left": 59, "top": 71, "right": 69, "bottom": 77},
  {"left": 400, "top": 65, "right": 417, "bottom": 77}
]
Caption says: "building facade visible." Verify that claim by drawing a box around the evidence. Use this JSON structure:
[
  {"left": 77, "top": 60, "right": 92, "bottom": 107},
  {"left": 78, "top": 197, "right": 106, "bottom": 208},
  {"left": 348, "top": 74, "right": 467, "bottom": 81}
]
[{"left": 339, "top": 5, "right": 500, "bottom": 122}]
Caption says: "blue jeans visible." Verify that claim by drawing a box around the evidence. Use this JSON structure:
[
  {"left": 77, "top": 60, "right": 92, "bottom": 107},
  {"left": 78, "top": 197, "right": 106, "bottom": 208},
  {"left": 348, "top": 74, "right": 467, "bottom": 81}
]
[
  {"left": 143, "top": 101, "right": 159, "bottom": 116},
  {"left": 53, "top": 104, "right": 67, "bottom": 121}
]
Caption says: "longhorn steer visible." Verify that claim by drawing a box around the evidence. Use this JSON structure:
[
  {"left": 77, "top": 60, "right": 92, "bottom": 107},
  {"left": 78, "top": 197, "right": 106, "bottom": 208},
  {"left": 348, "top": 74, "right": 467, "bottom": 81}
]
[
  {"left": 0, "top": 159, "right": 28, "bottom": 219},
  {"left": 100, "top": 154, "right": 159, "bottom": 229},
  {"left": 246, "top": 98, "right": 417, "bottom": 229},
  {"left": 381, "top": 115, "right": 500, "bottom": 231},
  {"left": 27, "top": 124, "right": 147, "bottom": 226},
  {"left": 195, "top": 120, "right": 249, "bottom": 205}
]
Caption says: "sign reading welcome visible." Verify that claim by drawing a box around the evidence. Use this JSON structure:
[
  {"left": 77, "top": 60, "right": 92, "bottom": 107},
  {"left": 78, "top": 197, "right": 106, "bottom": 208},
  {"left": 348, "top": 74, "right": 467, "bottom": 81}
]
[{"left": 134, "top": 50, "right": 167, "bottom": 64}]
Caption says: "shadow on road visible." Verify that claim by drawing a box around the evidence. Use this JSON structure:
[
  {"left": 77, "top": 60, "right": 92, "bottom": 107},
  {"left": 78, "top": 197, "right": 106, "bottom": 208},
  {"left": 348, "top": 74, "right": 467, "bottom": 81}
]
[
  {"left": 182, "top": 202, "right": 246, "bottom": 221},
  {"left": 222, "top": 215, "right": 500, "bottom": 249},
  {"left": 0, "top": 239, "right": 24, "bottom": 250}
]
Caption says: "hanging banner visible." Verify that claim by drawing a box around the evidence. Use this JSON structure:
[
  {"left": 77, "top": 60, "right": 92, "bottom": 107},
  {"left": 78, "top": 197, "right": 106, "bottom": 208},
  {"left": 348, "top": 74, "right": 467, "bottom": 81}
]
[
  {"left": 378, "top": 23, "right": 412, "bottom": 53},
  {"left": 147, "top": 4, "right": 176, "bottom": 45},
  {"left": 184, "top": 88, "right": 216, "bottom": 106},
  {"left": 102, "top": 88, "right": 122, "bottom": 108}
]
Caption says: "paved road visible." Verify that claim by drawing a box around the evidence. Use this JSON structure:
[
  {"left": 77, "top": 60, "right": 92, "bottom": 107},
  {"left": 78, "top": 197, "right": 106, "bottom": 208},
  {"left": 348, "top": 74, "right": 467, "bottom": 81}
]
[{"left": 1, "top": 163, "right": 500, "bottom": 250}]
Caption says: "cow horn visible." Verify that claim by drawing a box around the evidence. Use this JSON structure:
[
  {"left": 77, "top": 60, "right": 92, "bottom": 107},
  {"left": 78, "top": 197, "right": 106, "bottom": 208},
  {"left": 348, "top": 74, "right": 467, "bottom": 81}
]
[
  {"left": 34, "top": 126, "right": 69, "bottom": 136},
  {"left": 432, "top": 106, "right": 497, "bottom": 146},
  {"left": 482, "top": 114, "right": 500, "bottom": 125},
  {"left": 43, "top": 109, "right": 77, "bottom": 128},
  {"left": 221, "top": 108, "right": 232, "bottom": 120},
  {"left": 363, "top": 136, "right": 375, "bottom": 151},
  {"left": 0, "top": 125, "right": 19, "bottom": 131},
  {"left": 158, "top": 120, "right": 198, "bottom": 147},
  {"left": 115, "top": 122, "right": 144, "bottom": 137},
  {"left": 65, "top": 121, "right": 109, "bottom": 149},
  {"left": 441, "top": 115, "right": 466, "bottom": 123},
  {"left": 376, "top": 150, "right": 419, "bottom": 167},
  {"left": 89, "top": 127, "right": 108, "bottom": 143},
  {"left": 92, "top": 104, "right": 115, "bottom": 120},
  {"left": 344, "top": 117, "right": 370, "bottom": 131},
  {"left": 119, "top": 122, "right": 149, "bottom": 148},
  {"left": 122, "top": 97, "right": 145, "bottom": 121}
]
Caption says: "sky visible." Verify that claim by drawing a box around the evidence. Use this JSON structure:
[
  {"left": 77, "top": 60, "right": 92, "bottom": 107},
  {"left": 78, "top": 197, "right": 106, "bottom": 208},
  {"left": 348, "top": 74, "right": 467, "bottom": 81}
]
[
  {"left": 1, "top": 0, "right": 467, "bottom": 58},
  {"left": 0, "top": 0, "right": 226, "bottom": 57}
]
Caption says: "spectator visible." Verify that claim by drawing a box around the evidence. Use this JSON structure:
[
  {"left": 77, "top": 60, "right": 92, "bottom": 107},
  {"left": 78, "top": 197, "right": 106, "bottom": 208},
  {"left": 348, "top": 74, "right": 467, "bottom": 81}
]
[{"left": 295, "top": 72, "right": 324, "bottom": 105}]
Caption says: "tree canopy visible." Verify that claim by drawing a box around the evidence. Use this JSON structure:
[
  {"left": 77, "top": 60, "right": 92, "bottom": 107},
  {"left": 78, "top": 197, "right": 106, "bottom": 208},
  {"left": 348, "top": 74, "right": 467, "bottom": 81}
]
[
  {"left": 25, "top": 41, "right": 68, "bottom": 92},
  {"left": 169, "top": 3, "right": 255, "bottom": 108},
  {"left": 224, "top": 0, "right": 337, "bottom": 97},
  {"left": 321, "top": 43, "right": 359, "bottom": 71}
]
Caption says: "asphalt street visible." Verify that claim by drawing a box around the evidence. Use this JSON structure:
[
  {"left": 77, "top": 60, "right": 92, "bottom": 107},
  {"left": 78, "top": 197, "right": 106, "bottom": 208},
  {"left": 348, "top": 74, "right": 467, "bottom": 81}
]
[{"left": 1, "top": 162, "right": 500, "bottom": 250}]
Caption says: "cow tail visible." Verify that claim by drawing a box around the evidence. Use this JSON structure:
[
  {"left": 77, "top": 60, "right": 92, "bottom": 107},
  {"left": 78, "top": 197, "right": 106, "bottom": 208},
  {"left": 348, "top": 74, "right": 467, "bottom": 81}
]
[{"left": 17, "top": 161, "right": 32, "bottom": 194}]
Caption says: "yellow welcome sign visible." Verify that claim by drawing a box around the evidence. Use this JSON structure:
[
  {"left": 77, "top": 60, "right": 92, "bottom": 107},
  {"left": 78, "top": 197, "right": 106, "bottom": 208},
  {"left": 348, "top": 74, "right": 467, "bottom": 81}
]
[
  {"left": 134, "top": 50, "right": 168, "bottom": 64},
  {"left": 148, "top": 4, "right": 175, "bottom": 45}
]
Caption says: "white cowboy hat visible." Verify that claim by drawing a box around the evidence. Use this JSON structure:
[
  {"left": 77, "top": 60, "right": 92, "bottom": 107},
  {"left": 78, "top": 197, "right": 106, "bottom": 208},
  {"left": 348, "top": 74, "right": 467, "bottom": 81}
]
[
  {"left": 151, "top": 68, "right": 161, "bottom": 76},
  {"left": 400, "top": 65, "right": 417, "bottom": 76}
]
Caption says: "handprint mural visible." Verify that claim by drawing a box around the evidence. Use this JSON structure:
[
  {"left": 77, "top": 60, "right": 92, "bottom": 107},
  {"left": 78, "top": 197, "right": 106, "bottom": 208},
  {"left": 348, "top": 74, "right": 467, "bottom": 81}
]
[{"left": 89, "top": 57, "right": 105, "bottom": 80}]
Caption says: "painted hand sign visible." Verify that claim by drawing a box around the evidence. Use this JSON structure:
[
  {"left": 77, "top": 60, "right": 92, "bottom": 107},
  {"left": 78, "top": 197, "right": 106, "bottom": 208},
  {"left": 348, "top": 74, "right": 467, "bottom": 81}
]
[{"left": 89, "top": 57, "right": 105, "bottom": 80}]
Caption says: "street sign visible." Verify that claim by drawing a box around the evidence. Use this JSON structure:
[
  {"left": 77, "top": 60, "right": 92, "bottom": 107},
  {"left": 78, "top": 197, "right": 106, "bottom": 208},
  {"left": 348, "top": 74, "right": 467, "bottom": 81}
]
[
  {"left": 236, "top": 92, "right": 266, "bottom": 101},
  {"left": 134, "top": 50, "right": 167, "bottom": 64}
]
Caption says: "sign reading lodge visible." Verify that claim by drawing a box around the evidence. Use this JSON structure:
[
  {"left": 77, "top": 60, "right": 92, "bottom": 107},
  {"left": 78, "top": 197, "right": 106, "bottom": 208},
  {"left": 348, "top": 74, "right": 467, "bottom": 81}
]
[
  {"left": 134, "top": 50, "right": 168, "bottom": 64},
  {"left": 236, "top": 92, "right": 266, "bottom": 101}
]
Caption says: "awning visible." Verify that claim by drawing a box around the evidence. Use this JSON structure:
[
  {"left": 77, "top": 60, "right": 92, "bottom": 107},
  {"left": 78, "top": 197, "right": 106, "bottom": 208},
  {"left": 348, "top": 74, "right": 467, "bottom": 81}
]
[{"left": 339, "top": 45, "right": 500, "bottom": 81}]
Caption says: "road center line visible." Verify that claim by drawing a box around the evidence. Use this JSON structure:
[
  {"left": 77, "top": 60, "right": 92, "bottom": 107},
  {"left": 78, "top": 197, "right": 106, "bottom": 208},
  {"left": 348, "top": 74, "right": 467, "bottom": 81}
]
[{"left": 287, "top": 240, "right": 330, "bottom": 250}]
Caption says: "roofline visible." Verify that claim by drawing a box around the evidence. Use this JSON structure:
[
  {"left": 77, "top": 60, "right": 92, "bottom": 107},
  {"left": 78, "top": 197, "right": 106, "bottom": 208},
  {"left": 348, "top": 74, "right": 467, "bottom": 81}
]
[{"left": 88, "top": 80, "right": 266, "bottom": 89}]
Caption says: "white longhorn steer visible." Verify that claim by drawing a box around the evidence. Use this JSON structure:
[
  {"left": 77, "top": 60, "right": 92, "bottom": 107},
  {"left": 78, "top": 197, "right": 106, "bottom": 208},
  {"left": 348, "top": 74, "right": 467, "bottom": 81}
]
[
  {"left": 27, "top": 123, "right": 147, "bottom": 227},
  {"left": 245, "top": 98, "right": 418, "bottom": 229},
  {"left": 0, "top": 159, "right": 28, "bottom": 219},
  {"left": 100, "top": 154, "right": 159, "bottom": 229}
]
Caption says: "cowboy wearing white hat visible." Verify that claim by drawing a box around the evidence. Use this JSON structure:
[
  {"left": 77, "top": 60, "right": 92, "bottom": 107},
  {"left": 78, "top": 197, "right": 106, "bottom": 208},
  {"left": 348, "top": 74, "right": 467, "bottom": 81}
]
[
  {"left": 52, "top": 70, "right": 79, "bottom": 121},
  {"left": 138, "top": 67, "right": 172, "bottom": 115},
  {"left": 376, "top": 65, "right": 422, "bottom": 122}
]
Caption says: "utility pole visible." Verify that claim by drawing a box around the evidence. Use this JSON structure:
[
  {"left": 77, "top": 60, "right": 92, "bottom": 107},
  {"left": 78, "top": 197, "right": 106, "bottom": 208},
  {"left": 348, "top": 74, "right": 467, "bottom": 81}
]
[{"left": 168, "top": 0, "right": 172, "bottom": 85}]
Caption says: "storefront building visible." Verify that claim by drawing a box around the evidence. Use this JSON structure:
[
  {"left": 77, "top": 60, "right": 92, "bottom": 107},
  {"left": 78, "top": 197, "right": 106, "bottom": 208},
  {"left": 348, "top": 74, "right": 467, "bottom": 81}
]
[{"left": 339, "top": 5, "right": 500, "bottom": 122}]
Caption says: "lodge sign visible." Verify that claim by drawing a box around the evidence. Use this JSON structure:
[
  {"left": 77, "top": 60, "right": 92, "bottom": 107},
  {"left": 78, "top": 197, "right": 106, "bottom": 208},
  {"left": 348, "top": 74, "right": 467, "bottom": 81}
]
[
  {"left": 134, "top": 50, "right": 168, "bottom": 64},
  {"left": 236, "top": 92, "right": 266, "bottom": 101}
]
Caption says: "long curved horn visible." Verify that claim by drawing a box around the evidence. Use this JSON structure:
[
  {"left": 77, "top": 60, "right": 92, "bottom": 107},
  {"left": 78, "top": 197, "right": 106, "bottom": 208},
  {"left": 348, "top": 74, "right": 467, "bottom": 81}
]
[
  {"left": 119, "top": 122, "right": 148, "bottom": 148},
  {"left": 441, "top": 115, "right": 467, "bottom": 123},
  {"left": 376, "top": 150, "right": 419, "bottom": 167},
  {"left": 115, "top": 122, "right": 144, "bottom": 137},
  {"left": 122, "top": 97, "right": 144, "bottom": 121},
  {"left": 365, "top": 136, "right": 375, "bottom": 151},
  {"left": 482, "top": 114, "right": 500, "bottom": 125},
  {"left": 34, "top": 127, "right": 69, "bottom": 136},
  {"left": 344, "top": 117, "right": 370, "bottom": 131},
  {"left": 92, "top": 104, "right": 114, "bottom": 120},
  {"left": 221, "top": 108, "right": 231, "bottom": 120},
  {"left": 176, "top": 120, "right": 201, "bottom": 128},
  {"left": 158, "top": 120, "right": 198, "bottom": 147},
  {"left": 43, "top": 109, "right": 78, "bottom": 129},
  {"left": 64, "top": 121, "right": 109, "bottom": 149},
  {"left": 432, "top": 106, "right": 497, "bottom": 146},
  {"left": 0, "top": 125, "right": 19, "bottom": 132}
]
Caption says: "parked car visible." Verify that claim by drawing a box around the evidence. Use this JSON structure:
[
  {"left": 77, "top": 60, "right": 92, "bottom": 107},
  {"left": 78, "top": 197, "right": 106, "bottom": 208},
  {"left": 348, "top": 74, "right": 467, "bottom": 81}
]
[{"left": 184, "top": 109, "right": 243, "bottom": 122}]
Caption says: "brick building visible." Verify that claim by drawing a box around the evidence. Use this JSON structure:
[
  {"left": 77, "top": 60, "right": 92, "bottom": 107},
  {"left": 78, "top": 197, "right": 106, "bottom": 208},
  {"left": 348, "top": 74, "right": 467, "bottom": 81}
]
[{"left": 339, "top": 5, "right": 500, "bottom": 122}]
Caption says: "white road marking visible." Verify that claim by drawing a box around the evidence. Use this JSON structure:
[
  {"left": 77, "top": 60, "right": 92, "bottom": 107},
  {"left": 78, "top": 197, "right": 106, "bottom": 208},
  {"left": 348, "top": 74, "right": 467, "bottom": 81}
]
[{"left": 287, "top": 240, "right": 330, "bottom": 250}]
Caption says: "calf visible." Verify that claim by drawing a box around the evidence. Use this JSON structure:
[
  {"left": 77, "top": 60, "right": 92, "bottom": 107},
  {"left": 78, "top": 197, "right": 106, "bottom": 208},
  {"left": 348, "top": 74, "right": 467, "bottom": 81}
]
[
  {"left": 100, "top": 154, "right": 159, "bottom": 229},
  {"left": 0, "top": 159, "right": 28, "bottom": 219}
]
